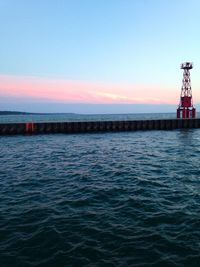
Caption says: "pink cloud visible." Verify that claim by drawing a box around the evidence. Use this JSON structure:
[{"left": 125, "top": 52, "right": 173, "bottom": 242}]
[{"left": 0, "top": 74, "right": 184, "bottom": 104}]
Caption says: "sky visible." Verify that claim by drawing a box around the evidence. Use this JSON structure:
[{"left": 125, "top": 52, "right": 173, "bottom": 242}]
[{"left": 0, "top": 0, "right": 200, "bottom": 113}]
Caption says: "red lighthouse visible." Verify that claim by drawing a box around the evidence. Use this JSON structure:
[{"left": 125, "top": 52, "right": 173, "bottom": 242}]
[{"left": 177, "top": 62, "right": 196, "bottom": 118}]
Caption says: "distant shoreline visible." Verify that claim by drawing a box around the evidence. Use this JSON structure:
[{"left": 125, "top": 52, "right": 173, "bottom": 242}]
[
  {"left": 0, "top": 111, "right": 33, "bottom": 115},
  {"left": 0, "top": 111, "right": 76, "bottom": 115},
  {"left": 0, "top": 111, "right": 51, "bottom": 115}
]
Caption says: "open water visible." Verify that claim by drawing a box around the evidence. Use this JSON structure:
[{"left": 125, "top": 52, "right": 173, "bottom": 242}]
[
  {"left": 0, "top": 112, "right": 176, "bottom": 123},
  {"left": 1, "top": 113, "right": 200, "bottom": 266}
]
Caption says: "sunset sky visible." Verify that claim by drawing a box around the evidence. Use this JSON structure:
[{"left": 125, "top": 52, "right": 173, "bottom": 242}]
[{"left": 0, "top": 0, "right": 200, "bottom": 113}]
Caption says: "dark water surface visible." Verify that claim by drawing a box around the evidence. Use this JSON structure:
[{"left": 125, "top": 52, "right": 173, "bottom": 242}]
[{"left": 1, "top": 116, "right": 200, "bottom": 266}]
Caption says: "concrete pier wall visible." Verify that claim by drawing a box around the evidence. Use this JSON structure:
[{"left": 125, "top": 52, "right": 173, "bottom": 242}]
[{"left": 0, "top": 119, "right": 200, "bottom": 135}]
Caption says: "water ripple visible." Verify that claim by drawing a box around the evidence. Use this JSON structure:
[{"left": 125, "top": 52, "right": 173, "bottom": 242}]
[{"left": 1, "top": 130, "right": 200, "bottom": 266}]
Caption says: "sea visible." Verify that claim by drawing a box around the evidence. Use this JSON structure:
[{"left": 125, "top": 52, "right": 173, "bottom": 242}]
[{"left": 1, "top": 113, "right": 200, "bottom": 267}]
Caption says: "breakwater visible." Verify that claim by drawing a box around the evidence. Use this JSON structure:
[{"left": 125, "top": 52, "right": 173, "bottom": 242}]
[{"left": 0, "top": 118, "right": 200, "bottom": 135}]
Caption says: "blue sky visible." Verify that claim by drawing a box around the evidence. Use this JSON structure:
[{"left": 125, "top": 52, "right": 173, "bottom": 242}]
[{"left": 0, "top": 0, "right": 200, "bottom": 113}]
